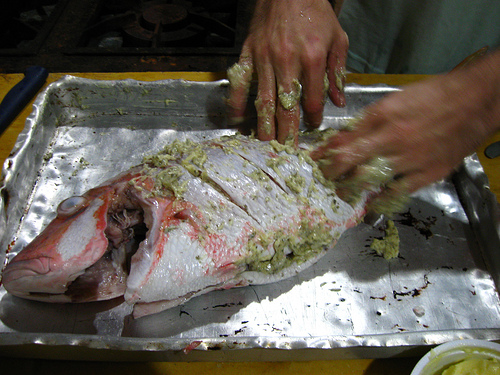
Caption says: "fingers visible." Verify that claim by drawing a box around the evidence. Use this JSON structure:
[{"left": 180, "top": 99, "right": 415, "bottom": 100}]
[
  {"left": 309, "top": 109, "right": 405, "bottom": 213},
  {"left": 301, "top": 52, "right": 328, "bottom": 129},
  {"left": 300, "top": 29, "right": 349, "bottom": 130},
  {"left": 310, "top": 113, "right": 457, "bottom": 215},
  {"left": 227, "top": 45, "right": 254, "bottom": 125},
  {"left": 255, "top": 60, "right": 277, "bottom": 141},
  {"left": 253, "top": 34, "right": 303, "bottom": 143},
  {"left": 311, "top": 110, "right": 385, "bottom": 180},
  {"left": 276, "top": 78, "right": 302, "bottom": 144},
  {"left": 326, "top": 31, "right": 349, "bottom": 108}
]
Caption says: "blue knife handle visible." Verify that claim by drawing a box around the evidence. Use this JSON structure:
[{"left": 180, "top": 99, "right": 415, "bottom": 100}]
[
  {"left": 485, "top": 141, "right": 500, "bottom": 159},
  {"left": 0, "top": 66, "right": 48, "bottom": 136}
]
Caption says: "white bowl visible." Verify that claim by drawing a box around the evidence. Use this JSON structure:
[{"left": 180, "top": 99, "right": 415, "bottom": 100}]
[{"left": 411, "top": 339, "right": 500, "bottom": 375}]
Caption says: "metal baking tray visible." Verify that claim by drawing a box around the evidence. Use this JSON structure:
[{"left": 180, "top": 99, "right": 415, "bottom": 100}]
[{"left": 0, "top": 76, "right": 499, "bottom": 361}]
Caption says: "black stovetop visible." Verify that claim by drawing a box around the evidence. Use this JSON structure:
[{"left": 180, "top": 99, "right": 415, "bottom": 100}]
[{"left": 0, "top": 0, "right": 251, "bottom": 73}]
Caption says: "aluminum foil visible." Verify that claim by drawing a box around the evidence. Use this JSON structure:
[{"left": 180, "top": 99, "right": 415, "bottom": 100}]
[{"left": 0, "top": 76, "right": 499, "bottom": 361}]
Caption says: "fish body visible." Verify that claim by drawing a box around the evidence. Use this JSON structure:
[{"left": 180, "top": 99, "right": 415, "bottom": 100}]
[{"left": 2, "top": 133, "right": 369, "bottom": 318}]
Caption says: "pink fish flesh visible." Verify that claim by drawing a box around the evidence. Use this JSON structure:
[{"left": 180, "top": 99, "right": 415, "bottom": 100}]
[{"left": 2, "top": 133, "right": 370, "bottom": 318}]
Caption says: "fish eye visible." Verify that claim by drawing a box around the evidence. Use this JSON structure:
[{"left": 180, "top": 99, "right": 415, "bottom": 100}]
[{"left": 57, "top": 196, "right": 87, "bottom": 216}]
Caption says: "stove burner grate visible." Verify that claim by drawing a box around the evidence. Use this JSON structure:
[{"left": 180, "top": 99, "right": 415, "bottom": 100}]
[{"left": 81, "top": 0, "right": 237, "bottom": 50}]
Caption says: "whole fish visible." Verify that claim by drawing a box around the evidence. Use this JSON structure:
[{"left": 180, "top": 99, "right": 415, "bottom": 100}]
[{"left": 2, "top": 133, "right": 369, "bottom": 318}]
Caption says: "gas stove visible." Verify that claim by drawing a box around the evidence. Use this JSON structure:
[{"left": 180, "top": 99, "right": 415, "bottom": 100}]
[{"left": 0, "top": 0, "right": 251, "bottom": 73}]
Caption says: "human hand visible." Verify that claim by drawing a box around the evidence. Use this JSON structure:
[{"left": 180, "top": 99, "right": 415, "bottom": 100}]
[
  {"left": 311, "top": 51, "right": 500, "bottom": 209},
  {"left": 227, "top": 0, "right": 348, "bottom": 144}
]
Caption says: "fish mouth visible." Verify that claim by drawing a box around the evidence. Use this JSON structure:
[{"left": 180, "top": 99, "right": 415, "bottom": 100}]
[
  {"left": 64, "top": 211, "right": 148, "bottom": 303},
  {"left": 1, "top": 257, "right": 58, "bottom": 298}
]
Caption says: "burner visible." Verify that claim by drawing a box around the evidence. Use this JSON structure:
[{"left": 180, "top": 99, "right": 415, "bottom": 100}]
[
  {"left": 81, "top": 0, "right": 237, "bottom": 49},
  {"left": 124, "top": 1, "right": 202, "bottom": 47},
  {"left": 142, "top": 3, "right": 188, "bottom": 29}
]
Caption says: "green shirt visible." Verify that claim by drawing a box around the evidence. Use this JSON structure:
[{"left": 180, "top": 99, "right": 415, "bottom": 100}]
[{"left": 339, "top": 0, "right": 500, "bottom": 74}]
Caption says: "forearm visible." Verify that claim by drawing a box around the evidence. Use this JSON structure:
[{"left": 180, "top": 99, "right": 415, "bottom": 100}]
[
  {"left": 437, "top": 49, "right": 500, "bottom": 152},
  {"left": 461, "top": 49, "right": 500, "bottom": 137}
]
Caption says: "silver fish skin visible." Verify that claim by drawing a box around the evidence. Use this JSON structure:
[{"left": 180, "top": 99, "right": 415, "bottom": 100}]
[{"left": 2, "top": 133, "right": 370, "bottom": 318}]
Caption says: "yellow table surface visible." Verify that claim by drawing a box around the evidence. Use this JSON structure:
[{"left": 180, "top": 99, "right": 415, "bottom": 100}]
[{"left": 0, "top": 72, "right": 499, "bottom": 375}]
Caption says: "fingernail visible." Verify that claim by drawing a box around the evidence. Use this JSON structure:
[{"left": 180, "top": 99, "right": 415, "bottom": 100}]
[{"left": 303, "top": 113, "right": 322, "bottom": 129}]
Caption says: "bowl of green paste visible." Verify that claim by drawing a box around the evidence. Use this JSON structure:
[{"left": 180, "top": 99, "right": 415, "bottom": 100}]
[{"left": 411, "top": 339, "right": 500, "bottom": 375}]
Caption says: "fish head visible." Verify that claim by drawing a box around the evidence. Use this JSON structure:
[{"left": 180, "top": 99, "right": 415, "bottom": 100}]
[{"left": 2, "top": 186, "right": 114, "bottom": 302}]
